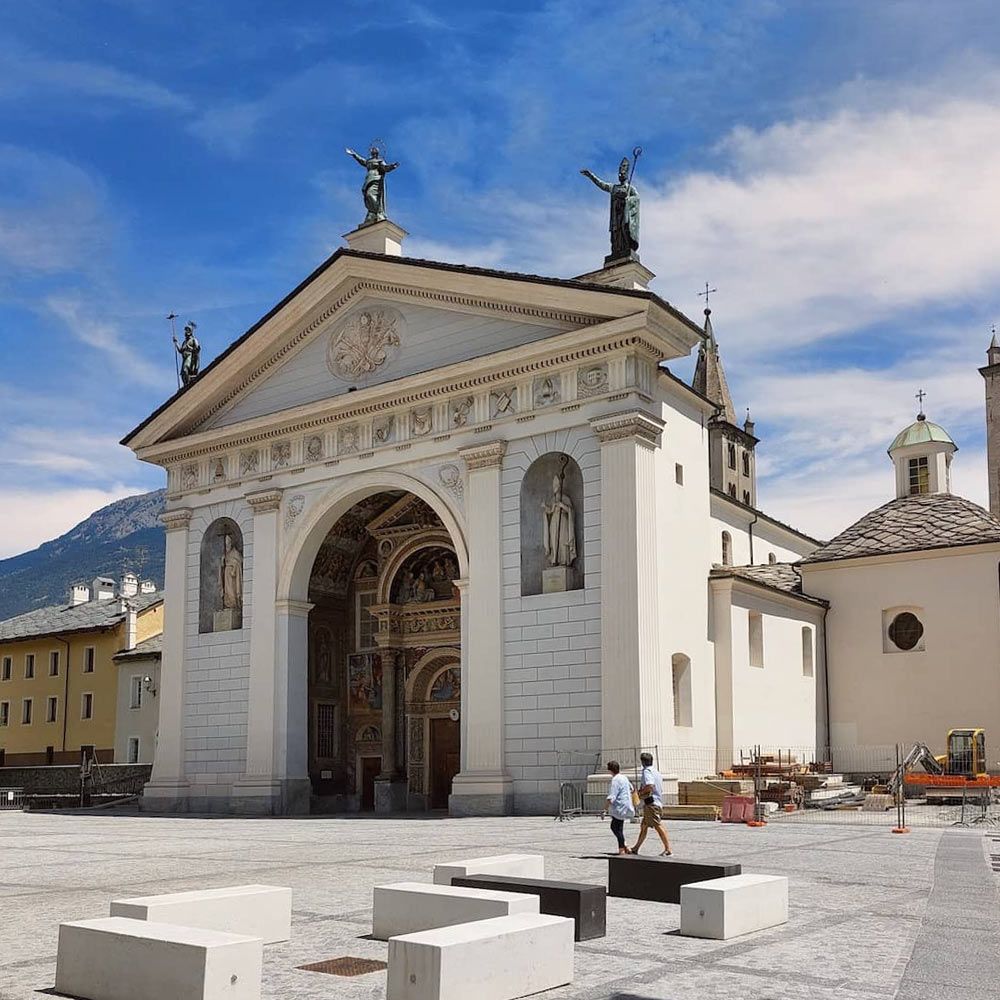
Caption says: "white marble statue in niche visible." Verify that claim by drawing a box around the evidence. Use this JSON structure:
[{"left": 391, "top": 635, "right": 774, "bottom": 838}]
[
  {"left": 199, "top": 517, "right": 245, "bottom": 632},
  {"left": 543, "top": 457, "right": 578, "bottom": 570}
]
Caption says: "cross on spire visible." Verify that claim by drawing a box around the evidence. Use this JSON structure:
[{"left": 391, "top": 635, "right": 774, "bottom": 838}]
[
  {"left": 915, "top": 388, "right": 927, "bottom": 418},
  {"left": 698, "top": 281, "right": 717, "bottom": 312}
]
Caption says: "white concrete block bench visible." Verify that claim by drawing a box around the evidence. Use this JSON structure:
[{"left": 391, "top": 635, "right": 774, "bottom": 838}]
[
  {"left": 55, "top": 916, "right": 262, "bottom": 1000},
  {"left": 432, "top": 853, "right": 544, "bottom": 886},
  {"left": 387, "top": 912, "right": 574, "bottom": 1000},
  {"left": 110, "top": 884, "right": 292, "bottom": 944},
  {"left": 680, "top": 873, "right": 788, "bottom": 940},
  {"left": 373, "top": 882, "right": 539, "bottom": 939}
]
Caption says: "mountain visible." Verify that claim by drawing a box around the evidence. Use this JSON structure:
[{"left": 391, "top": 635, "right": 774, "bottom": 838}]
[{"left": 0, "top": 490, "right": 166, "bottom": 621}]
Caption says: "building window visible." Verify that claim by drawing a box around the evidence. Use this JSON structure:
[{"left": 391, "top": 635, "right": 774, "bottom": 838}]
[
  {"left": 749, "top": 612, "right": 764, "bottom": 668},
  {"left": 49, "top": 650, "right": 60, "bottom": 676},
  {"left": 1, "top": 657, "right": 10, "bottom": 681},
  {"left": 721, "top": 531, "right": 733, "bottom": 566},
  {"left": 46, "top": 696, "right": 58, "bottom": 723},
  {"left": 675, "top": 463, "right": 684, "bottom": 485},
  {"left": 908, "top": 456, "right": 930, "bottom": 495},
  {"left": 129, "top": 676, "right": 143, "bottom": 709},
  {"left": 21, "top": 699, "right": 32, "bottom": 725},
  {"left": 0, "top": 701, "right": 9, "bottom": 727},
  {"left": 83, "top": 647, "right": 95, "bottom": 673},
  {"left": 728, "top": 482, "right": 737, "bottom": 498},
  {"left": 742, "top": 490, "right": 751, "bottom": 505},
  {"left": 886, "top": 610, "right": 924, "bottom": 652},
  {"left": 316, "top": 702, "right": 337, "bottom": 759},
  {"left": 802, "top": 627, "right": 814, "bottom": 676},
  {"left": 671, "top": 653, "right": 692, "bottom": 727},
  {"left": 356, "top": 589, "right": 377, "bottom": 651},
  {"left": 81, "top": 692, "right": 93, "bottom": 720},
  {"left": 768, "top": 552, "right": 777, "bottom": 565},
  {"left": 742, "top": 452, "right": 751, "bottom": 476},
  {"left": 727, "top": 443, "right": 737, "bottom": 470},
  {"left": 24, "top": 654, "right": 34, "bottom": 679},
  {"left": 126, "top": 737, "right": 140, "bottom": 764}
]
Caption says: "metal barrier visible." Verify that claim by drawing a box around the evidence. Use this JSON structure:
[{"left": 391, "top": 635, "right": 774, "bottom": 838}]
[
  {"left": 0, "top": 787, "right": 25, "bottom": 810},
  {"left": 555, "top": 746, "right": 663, "bottom": 821}
]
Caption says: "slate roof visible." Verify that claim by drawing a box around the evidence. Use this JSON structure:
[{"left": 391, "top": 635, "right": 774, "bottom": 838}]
[
  {"left": 0, "top": 592, "right": 163, "bottom": 644},
  {"left": 113, "top": 633, "right": 162, "bottom": 661},
  {"left": 799, "top": 493, "right": 1000, "bottom": 565},
  {"left": 710, "top": 563, "right": 828, "bottom": 607},
  {"left": 692, "top": 309, "right": 737, "bottom": 423}
]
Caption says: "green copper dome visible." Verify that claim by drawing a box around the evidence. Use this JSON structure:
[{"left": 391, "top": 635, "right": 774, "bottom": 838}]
[{"left": 888, "top": 415, "right": 956, "bottom": 454}]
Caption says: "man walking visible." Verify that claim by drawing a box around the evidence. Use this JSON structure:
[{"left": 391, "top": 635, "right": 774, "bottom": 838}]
[{"left": 630, "top": 752, "right": 672, "bottom": 856}]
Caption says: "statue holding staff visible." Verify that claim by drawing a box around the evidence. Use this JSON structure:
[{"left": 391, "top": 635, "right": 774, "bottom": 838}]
[
  {"left": 542, "top": 460, "right": 577, "bottom": 568},
  {"left": 580, "top": 148, "right": 642, "bottom": 261},
  {"left": 345, "top": 143, "right": 400, "bottom": 226},
  {"left": 173, "top": 321, "right": 201, "bottom": 387}
]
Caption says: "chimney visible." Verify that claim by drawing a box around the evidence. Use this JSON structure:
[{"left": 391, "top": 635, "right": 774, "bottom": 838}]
[
  {"left": 120, "top": 572, "right": 138, "bottom": 598},
  {"left": 69, "top": 583, "right": 90, "bottom": 606},
  {"left": 91, "top": 577, "right": 115, "bottom": 601},
  {"left": 119, "top": 599, "right": 137, "bottom": 650},
  {"left": 139, "top": 580, "right": 156, "bottom": 594}
]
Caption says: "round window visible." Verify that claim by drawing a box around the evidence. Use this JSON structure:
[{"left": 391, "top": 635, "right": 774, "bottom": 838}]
[{"left": 888, "top": 612, "right": 924, "bottom": 651}]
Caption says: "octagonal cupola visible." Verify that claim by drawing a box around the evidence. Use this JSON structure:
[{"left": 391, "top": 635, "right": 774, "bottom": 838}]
[{"left": 888, "top": 403, "right": 957, "bottom": 499}]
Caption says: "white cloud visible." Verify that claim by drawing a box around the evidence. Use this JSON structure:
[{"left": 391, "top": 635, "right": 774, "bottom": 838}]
[{"left": 0, "top": 485, "right": 146, "bottom": 559}]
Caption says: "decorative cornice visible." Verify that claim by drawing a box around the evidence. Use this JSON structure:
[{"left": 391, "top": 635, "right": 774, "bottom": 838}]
[
  {"left": 246, "top": 488, "right": 283, "bottom": 513},
  {"left": 459, "top": 440, "right": 508, "bottom": 471},
  {"left": 160, "top": 508, "right": 193, "bottom": 532},
  {"left": 590, "top": 410, "right": 665, "bottom": 448},
  {"left": 275, "top": 598, "right": 315, "bottom": 617}
]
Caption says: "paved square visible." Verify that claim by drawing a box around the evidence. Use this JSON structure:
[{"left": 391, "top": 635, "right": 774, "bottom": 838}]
[{"left": 0, "top": 811, "right": 997, "bottom": 999}]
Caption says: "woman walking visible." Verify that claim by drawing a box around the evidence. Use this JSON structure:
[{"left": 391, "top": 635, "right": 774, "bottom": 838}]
[{"left": 604, "top": 760, "right": 635, "bottom": 855}]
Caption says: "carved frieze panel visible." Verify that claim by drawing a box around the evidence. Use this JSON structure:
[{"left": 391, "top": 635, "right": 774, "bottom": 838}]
[
  {"left": 211, "top": 457, "right": 226, "bottom": 482},
  {"left": 271, "top": 440, "right": 291, "bottom": 468},
  {"left": 239, "top": 450, "right": 259, "bottom": 476},
  {"left": 326, "top": 306, "right": 404, "bottom": 381},
  {"left": 491, "top": 385, "right": 516, "bottom": 419},
  {"left": 181, "top": 463, "right": 198, "bottom": 491},
  {"left": 339, "top": 424, "right": 359, "bottom": 455},
  {"left": 305, "top": 434, "right": 324, "bottom": 462},
  {"left": 533, "top": 375, "right": 560, "bottom": 408},
  {"left": 373, "top": 414, "right": 395, "bottom": 446},
  {"left": 411, "top": 407, "right": 433, "bottom": 437},
  {"left": 577, "top": 364, "right": 609, "bottom": 398},
  {"left": 451, "top": 396, "right": 474, "bottom": 427}
]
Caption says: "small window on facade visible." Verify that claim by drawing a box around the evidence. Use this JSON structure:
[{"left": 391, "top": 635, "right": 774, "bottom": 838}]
[
  {"left": 721, "top": 531, "right": 733, "bottom": 566},
  {"left": 742, "top": 452, "right": 751, "bottom": 476},
  {"left": 802, "top": 627, "right": 814, "bottom": 676},
  {"left": 127, "top": 737, "right": 140, "bottom": 764},
  {"left": 83, "top": 647, "right": 95, "bottom": 673},
  {"left": 728, "top": 482, "right": 737, "bottom": 498},
  {"left": 46, "top": 696, "right": 58, "bottom": 722},
  {"left": 81, "top": 692, "right": 93, "bottom": 720},
  {"left": 1, "top": 657, "right": 10, "bottom": 681},
  {"left": 727, "top": 443, "right": 737, "bottom": 470},
  {"left": 768, "top": 552, "right": 777, "bottom": 565},
  {"left": 24, "top": 654, "right": 34, "bottom": 679},
  {"left": 316, "top": 702, "right": 337, "bottom": 759},
  {"left": 908, "top": 456, "right": 930, "bottom": 495},
  {"left": 749, "top": 612, "right": 764, "bottom": 667},
  {"left": 357, "top": 589, "right": 377, "bottom": 651},
  {"left": 0, "top": 701, "right": 9, "bottom": 727},
  {"left": 22, "top": 699, "right": 32, "bottom": 725},
  {"left": 49, "top": 650, "right": 59, "bottom": 676},
  {"left": 129, "top": 676, "right": 143, "bottom": 709},
  {"left": 675, "top": 463, "right": 684, "bottom": 485},
  {"left": 887, "top": 611, "right": 924, "bottom": 651},
  {"left": 742, "top": 490, "right": 751, "bottom": 505},
  {"left": 671, "top": 653, "right": 692, "bottom": 727}
]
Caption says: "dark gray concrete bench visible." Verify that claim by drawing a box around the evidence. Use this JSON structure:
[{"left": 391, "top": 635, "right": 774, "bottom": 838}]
[
  {"left": 608, "top": 856, "right": 741, "bottom": 903},
  {"left": 450, "top": 874, "right": 606, "bottom": 941}
]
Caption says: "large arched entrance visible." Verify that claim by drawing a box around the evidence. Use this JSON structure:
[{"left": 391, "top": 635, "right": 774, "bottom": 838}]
[{"left": 302, "top": 489, "right": 463, "bottom": 812}]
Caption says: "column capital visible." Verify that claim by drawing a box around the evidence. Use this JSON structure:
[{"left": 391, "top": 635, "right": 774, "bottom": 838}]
[
  {"left": 247, "top": 488, "right": 283, "bottom": 513},
  {"left": 160, "top": 508, "right": 193, "bottom": 532},
  {"left": 458, "top": 440, "right": 507, "bottom": 471},
  {"left": 275, "top": 598, "right": 314, "bottom": 618},
  {"left": 590, "top": 410, "right": 664, "bottom": 448}
]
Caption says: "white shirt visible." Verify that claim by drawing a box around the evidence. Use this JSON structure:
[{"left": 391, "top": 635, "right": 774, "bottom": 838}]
[
  {"left": 640, "top": 765, "right": 663, "bottom": 807},
  {"left": 606, "top": 773, "right": 634, "bottom": 820}
]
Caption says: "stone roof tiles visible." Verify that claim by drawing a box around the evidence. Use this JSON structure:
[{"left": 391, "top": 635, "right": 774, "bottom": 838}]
[
  {"left": 799, "top": 493, "right": 1000, "bottom": 565},
  {"left": 710, "top": 562, "right": 828, "bottom": 606},
  {"left": 113, "top": 633, "right": 163, "bottom": 660},
  {"left": 0, "top": 591, "right": 163, "bottom": 644}
]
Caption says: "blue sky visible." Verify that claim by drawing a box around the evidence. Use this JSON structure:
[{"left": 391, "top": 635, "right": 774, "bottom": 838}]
[{"left": 2, "top": 0, "right": 999, "bottom": 556}]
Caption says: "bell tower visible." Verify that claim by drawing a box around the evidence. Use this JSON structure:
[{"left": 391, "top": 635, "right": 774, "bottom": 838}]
[{"left": 979, "top": 331, "right": 1000, "bottom": 517}]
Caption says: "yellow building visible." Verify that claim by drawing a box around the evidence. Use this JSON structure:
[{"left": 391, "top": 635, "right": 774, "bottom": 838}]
[{"left": 0, "top": 576, "right": 162, "bottom": 766}]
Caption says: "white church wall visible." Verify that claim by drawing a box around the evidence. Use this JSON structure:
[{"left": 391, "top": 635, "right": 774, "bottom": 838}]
[
  {"left": 501, "top": 426, "right": 602, "bottom": 814},
  {"left": 710, "top": 496, "right": 815, "bottom": 567},
  {"left": 654, "top": 389, "right": 717, "bottom": 752},
  {"left": 181, "top": 499, "right": 253, "bottom": 805},
  {"left": 803, "top": 545, "right": 1000, "bottom": 760}
]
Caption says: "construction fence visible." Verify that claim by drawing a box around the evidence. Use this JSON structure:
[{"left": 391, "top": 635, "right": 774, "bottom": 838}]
[{"left": 557, "top": 743, "right": 1000, "bottom": 828}]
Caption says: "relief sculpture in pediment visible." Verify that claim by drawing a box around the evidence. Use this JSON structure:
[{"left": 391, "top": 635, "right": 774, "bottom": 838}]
[{"left": 327, "top": 306, "right": 403, "bottom": 381}]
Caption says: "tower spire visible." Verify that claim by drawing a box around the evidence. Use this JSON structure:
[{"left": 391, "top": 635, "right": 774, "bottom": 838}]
[{"left": 692, "top": 302, "right": 736, "bottom": 423}]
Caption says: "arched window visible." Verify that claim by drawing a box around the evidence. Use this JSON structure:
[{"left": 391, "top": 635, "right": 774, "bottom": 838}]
[
  {"left": 721, "top": 531, "right": 732, "bottom": 566},
  {"left": 520, "top": 453, "right": 584, "bottom": 596},
  {"left": 199, "top": 517, "right": 244, "bottom": 633},
  {"left": 671, "top": 653, "right": 692, "bottom": 727},
  {"left": 727, "top": 443, "right": 737, "bottom": 470},
  {"left": 768, "top": 552, "right": 777, "bottom": 565}
]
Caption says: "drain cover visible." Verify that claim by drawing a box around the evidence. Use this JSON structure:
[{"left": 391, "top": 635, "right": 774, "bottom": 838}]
[{"left": 298, "top": 956, "right": 387, "bottom": 977}]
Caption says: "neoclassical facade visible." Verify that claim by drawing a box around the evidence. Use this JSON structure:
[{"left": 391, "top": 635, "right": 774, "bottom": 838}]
[{"left": 125, "top": 222, "right": 825, "bottom": 815}]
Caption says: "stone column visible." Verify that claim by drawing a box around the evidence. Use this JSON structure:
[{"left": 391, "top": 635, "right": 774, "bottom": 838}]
[
  {"left": 449, "top": 440, "right": 513, "bottom": 816},
  {"left": 143, "top": 508, "right": 192, "bottom": 810},
  {"left": 274, "top": 598, "right": 313, "bottom": 813},
  {"left": 590, "top": 410, "right": 668, "bottom": 757},
  {"left": 374, "top": 647, "right": 407, "bottom": 813}
]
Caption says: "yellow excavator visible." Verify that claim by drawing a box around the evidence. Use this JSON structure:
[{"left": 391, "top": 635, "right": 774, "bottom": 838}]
[{"left": 889, "top": 728, "right": 990, "bottom": 795}]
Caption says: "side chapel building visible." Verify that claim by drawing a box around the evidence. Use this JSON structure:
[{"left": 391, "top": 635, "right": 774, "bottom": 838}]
[{"left": 123, "top": 210, "right": 1000, "bottom": 815}]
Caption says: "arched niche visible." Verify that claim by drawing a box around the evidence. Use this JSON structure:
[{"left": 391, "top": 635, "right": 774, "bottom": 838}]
[
  {"left": 199, "top": 517, "right": 244, "bottom": 633},
  {"left": 520, "top": 452, "right": 584, "bottom": 596}
]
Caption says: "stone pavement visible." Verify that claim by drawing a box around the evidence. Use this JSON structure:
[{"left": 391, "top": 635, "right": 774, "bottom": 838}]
[{"left": 0, "top": 810, "right": 997, "bottom": 999}]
